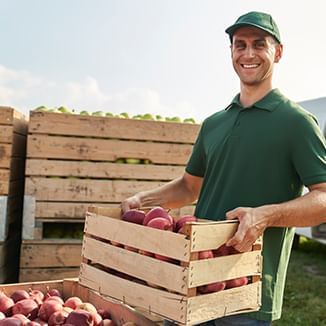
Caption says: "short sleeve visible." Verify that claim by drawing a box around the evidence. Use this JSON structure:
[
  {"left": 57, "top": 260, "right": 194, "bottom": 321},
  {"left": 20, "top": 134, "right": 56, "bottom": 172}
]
[
  {"left": 186, "top": 123, "right": 207, "bottom": 177},
  {"left": 291, "top": 113, "right": 326, "bottom": 186}
]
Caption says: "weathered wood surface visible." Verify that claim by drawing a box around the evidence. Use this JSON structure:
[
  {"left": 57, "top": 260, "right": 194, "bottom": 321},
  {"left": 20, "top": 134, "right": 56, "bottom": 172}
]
[
  {"left": 20, "top": 240, "right": 82, "bottom": 267},
  {"left": 26, "top": 158, "right": 185, "bottom": 179},
  {"left": 27, "top": 134, "right": 193, "bottom": 164},
  {"left": 25, "top": 177, "right": 165, "bottom": 202},
  {"left": 28, "top": 111, "right": 200, "bottom": 143}
]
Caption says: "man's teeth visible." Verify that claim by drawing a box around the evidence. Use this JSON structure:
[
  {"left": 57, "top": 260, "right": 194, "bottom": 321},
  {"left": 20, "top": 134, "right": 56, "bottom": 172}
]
[{"left": 242, "top": 64, "right": 259, "bottom": 68}]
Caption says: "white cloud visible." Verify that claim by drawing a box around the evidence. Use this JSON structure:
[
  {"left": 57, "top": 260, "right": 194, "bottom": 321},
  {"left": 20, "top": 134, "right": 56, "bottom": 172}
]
[{"left": 0, "top": 65, "right": 199, "bottom": 120}]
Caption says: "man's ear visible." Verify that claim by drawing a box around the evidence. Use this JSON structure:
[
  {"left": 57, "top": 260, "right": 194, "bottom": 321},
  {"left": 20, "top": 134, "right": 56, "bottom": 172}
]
[{"left": 274, "top": 44, "right": 283, "bottom": 63}]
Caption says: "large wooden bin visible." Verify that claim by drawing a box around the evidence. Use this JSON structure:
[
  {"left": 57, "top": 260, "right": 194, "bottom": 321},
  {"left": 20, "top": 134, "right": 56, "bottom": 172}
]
[
  {"left": 20, "top": 111, "right": 200, "bottom": 281},
  {"left": 79, "top": 206, "right": 262, "bottom": 325},
  {"left": 0, "top": 106, "right": 28, "bottom": 283},
  {"left": 1, "top": 278, "right": 158, "bottom": 325}
]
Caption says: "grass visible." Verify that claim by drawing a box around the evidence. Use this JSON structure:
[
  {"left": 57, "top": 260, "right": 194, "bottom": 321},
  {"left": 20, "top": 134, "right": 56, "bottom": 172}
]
[{"left": 273, "top": 236, "right": 326, "bottom": 326}]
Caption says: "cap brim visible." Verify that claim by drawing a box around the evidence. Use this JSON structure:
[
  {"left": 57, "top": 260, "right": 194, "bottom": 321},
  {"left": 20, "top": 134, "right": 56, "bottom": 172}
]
[{"left": 225, "top": 23, "right": 280, "bottom": 43}]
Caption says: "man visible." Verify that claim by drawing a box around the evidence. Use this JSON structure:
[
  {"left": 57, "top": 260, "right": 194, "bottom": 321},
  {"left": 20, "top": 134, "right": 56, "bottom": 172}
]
[{"left": 121, "top": 11, "right": 326, "bottom": 325}]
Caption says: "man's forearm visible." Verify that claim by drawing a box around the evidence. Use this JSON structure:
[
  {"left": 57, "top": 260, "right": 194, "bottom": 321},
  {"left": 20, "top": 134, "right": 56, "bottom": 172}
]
[
  {"left": 137, "top": 176, "right": 197, "bottom": 209},
  {"left": 265, "top": 188, "right": 326, "bottom": 228}
]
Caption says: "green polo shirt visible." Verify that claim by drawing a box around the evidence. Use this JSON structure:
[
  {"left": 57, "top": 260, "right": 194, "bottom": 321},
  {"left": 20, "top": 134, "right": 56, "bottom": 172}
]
[{"left": 186, "top": 89, "right": 326, "bottom": 321}]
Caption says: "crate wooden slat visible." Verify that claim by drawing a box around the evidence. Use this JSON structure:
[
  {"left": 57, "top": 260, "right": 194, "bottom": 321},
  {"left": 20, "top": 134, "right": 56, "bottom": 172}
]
[
  {"left": 27, "top": 134, "right": 193, "bottom": 164},
  {"left": 21, "top": 111, "right": 199, "bottom": 281},
  {"left": 26, "top": 158, "right": 185, "bottom": 179},
  {"left": 79, "top": 206, "right": 262, "bottom": 325},
  {"left": 28, "top": 111, "right": 199, "bottom": 143},
  {"left": 1, "top": 279, "right": 157, "bottom": 326}
]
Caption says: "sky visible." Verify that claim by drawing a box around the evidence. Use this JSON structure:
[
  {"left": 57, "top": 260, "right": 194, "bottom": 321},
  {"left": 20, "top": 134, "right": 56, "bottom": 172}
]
[{"left": 0, "top": 0, "right": 325, "bottom": 123}]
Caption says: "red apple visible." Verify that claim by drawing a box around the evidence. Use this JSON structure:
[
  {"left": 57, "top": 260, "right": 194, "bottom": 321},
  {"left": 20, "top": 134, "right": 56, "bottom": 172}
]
[
  {"left": 197, "top": 281, "right": 226, "bottom": 294},
  {"left": 38, "top": 300, "right": 63, "bottom": 321},
  {"left": 143, "top": 207, "right": 173, "bottom": 226},
  {"left": 29, "top": 290, "right": 44, "bottom": 306},
  {"left": 12, "top": 313, "right": 30, "bottom": 323},
  {"left": 12, "top": 298, "right": 39, "bottom": 319},
  {"left": 64, "top": 297, "right": 83, "bottom": 310},
  {"left": 198, "top": 250, "right": 214, "bottom": 260},
  {"left": 225, "top": 277, "right": 248, "bottom": 289},
  {"left": 76, "top": 303, "right": 97, "bottom": 315},
  {"left": 0, "top": 293, "right": 15, "bottom": 316},
  {"left": 45, "top": 296, "right": 64, "bottom": 305},
  {"left": 175, "top": 215, "right": 197, "bottom": 232},
  {"left": 65, "top": 309, "right": 94, "bottom": 326},
  {"left": 10, "top": 290, "right": 30, "bottom": 303},
  {"left": 146, "top": 217, "right": 173, "bottom": 231},
  {"left": 46, "top": 288, "right": 62, "bottom": 298},
  {"left": 0, "top": 317, "right": 23, "bottom": 325},
  {"left": 48, "top": 309, "right": 69, "bottom": 325},
  {"left": 121, "top": 210, "right": 145, "bottom": 225}
]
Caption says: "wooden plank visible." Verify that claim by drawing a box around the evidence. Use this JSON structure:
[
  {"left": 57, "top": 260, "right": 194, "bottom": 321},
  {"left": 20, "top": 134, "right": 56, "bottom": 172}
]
[
  {"left": 0, "top": 143, "right": 11, "bottom": 168},
  {"left": 19, "top": 268, "right": 79, "bottom": 282},
  {"left": 188, "top": 251, "right": 262, "bottom": 287},
  {"left": 26, "top": 158, "right": 185, "bottom": 180},
  {"left": 27, "top": 134, "right": 193, "bottom": 165},
  {"left": 35, "top": 202, "right": 195, "bottom": 219},
  {"left": 85, "top": 212, "right": 190, "bottom": 262},
  {"left": 0, "top": 170, "right": 9, "bottom": 195},
  {"left": 2, "top": 279, "right": 65, "bottom": 292},
  {"left": 0, "top": 125, "right": 13, "bottom": 143},
  {"left": 187, "top": 282, "right": 261, "bottom": 325},
  {"left": 82, "top": 236, "right": 189, "bottom": 294},
  {"left": 0, "top": 107, "right": 14, "bottom": 124},
  {"left": 189, "top": 221, "right": 239, "bottom": 251},
  {"left": 20, "top": 241, "right": 82, "bottom": 267},
  {"left": 0, "top": 107, "right": 28, "bottom": 135},
  {"left": 35, "top": 202, "right": 119, "bottom": 219},
  {"left": 29, "top": 111, "right": 200, "bottom": 144},
  {"left": 79, "top": 263, "right": 187, "bottom": 324},
  {"left": 25, "top": 177, "right": 165, "bottom": 202}
]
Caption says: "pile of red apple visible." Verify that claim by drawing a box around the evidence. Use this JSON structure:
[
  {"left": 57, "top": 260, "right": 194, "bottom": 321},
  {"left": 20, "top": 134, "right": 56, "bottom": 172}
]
[
  {"left": 121, "top": 207, "right": 249, "bottom": 294},
  {"left": 0, "top": 287, "right": 121, "bottom": 325}
]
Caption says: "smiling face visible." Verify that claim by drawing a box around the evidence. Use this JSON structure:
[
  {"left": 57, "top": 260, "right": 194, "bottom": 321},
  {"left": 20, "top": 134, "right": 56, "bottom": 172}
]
[{"left": 231, "top": 26, "right": 283, "bottom": 89}]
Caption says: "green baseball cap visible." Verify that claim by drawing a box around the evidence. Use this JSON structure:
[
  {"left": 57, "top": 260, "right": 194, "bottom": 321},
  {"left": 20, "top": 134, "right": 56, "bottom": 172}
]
[{"left": 225, "top": 11, "right": 281, "bottom": 43}]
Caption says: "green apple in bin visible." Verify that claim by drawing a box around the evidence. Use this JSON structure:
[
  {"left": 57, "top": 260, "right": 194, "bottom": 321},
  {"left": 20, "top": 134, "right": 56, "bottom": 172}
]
[{"left": 126, "top": 158, "right": 141, "bottom": 164}]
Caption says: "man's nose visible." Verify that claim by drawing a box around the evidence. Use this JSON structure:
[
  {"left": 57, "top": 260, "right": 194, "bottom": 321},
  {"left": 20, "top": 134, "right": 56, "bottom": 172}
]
[{"left": 244, "top": 46, "right": 256, "bottom": 57}]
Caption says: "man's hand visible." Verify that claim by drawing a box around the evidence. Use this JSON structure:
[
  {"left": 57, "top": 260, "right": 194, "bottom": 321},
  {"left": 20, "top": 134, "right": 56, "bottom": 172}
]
[
  {"left": 121, "top": 194, "right": 142, "bottom": 213},
  {"left": 225, "top": 207, "right": 268, "bottom": 252}
]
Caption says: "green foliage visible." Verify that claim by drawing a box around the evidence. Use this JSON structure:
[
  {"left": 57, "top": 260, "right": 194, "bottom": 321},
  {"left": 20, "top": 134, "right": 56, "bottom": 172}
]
[{"left": 273, "top": 237, "right": 326, "bottom": 325}]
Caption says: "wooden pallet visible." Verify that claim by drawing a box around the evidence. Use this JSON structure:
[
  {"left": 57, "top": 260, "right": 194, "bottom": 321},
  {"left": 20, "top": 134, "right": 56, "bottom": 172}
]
[
  {"left": 1, "top": 278, "right": 158, "bottom": 325},
  {"left": 79, "top": 206, "right": 262, "bottom": 325},
  {"left": 0, "top": 106, "right": 28, "bottom": 283},
  {"left": 20, "top": 111, "right": 199, "bottom": 281}
]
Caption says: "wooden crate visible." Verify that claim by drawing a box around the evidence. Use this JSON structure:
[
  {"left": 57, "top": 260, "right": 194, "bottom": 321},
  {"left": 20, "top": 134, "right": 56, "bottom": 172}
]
[
  {"left": 79, "top": 206, "right": 262, "bottom": 325},
  {"left": 0, "top": 278, "right": 158, "bottom": 325},
  {"left": 0, "top": 106, "right": 28, "bottom": 283},
  {"left": 20, "top": 111, "right": 199, "bottom": 281}
]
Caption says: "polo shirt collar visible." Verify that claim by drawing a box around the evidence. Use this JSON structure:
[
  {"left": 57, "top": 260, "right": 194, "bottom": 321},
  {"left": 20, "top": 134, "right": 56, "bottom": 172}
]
[{"left": 225, "top": 88, "right": 283, "bottom": 112}]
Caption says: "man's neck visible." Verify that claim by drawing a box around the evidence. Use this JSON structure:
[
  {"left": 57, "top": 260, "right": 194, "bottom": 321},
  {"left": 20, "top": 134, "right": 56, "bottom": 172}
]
[{"left": 239, "top": 82, "right": 273, "bottom": 108}]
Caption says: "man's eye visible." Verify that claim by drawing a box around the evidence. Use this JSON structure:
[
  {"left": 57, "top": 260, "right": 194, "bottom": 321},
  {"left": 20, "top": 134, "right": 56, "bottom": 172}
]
[
  {"left": 255, "top": 42, "right": 266, "bottom": 49},
  {"left": 234, "top": 44, "right": 245, "bottom": 50}
]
